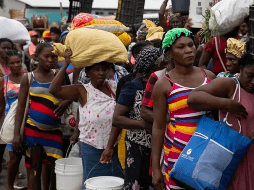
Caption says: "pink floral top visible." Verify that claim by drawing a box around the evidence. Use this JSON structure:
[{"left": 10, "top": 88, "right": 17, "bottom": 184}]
[
  {"left": 78, "top": 80, "right": 117, "bottom": 149},
  {"left": 0, "top": 63, "right": 28, "bottom": 76}
]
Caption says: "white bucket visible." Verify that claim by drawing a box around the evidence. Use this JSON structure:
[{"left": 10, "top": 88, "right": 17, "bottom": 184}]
[
  {"left": 55, "top": 158, "right": 83, "bottom": 190},
  {"left": 85, "top": 176, "right": 124, "bottom": 190}
]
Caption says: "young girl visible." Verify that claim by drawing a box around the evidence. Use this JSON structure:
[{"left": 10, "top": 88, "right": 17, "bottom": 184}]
[
  {"left": 151, "top": 28, "right": 215, "bottom": 190},
  {"left": 13, "top": 43, "right": 70, "bottom": 190},
  {"left": 0, "top": 38, "right": 27, "bottom": 77},
  {"left": 0, "top": 50, "right": 26, "bottom": 189}
]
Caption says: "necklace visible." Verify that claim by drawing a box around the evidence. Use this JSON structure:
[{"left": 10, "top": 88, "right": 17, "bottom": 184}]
[{"left": 35, "top": 70, "right": 52, "bottom": 83}]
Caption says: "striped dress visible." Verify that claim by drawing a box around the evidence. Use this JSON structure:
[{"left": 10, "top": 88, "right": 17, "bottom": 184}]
[
  {"left": 164, "top": 70, "right": 210, "bottom": 190},
  {"left": 24, "top": 71, "right": 63, "bottom": 168}
]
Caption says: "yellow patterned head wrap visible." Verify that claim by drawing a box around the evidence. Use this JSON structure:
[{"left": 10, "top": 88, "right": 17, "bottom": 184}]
[{"left": 225, "top": 38, "right": 246, "bottom": 58}]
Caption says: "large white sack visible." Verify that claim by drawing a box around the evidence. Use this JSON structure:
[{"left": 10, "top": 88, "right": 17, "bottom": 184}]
[
  {"left": 209, "top": 0, "right": 254, "bottom": 35},
  {"left": 0, "top": 17, "right": 30, "bottom": 41}
]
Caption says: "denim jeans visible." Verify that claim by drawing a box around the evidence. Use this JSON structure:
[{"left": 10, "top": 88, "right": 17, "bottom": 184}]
[{"left": 81, "top": 142, "right": 123, "bottom": 190}]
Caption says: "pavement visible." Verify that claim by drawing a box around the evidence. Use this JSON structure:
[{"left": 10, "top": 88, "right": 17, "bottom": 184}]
[{"left": 0, "top": 146, "right": 27, "bottom": 190}]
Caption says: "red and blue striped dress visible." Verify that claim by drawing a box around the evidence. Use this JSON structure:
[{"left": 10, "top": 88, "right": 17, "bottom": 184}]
[
  {"left": 164, "top": 70, "right": 210, "bottom": 190},
  {"left": 24, "top": 71, "right": 63, "bottom": 168}
]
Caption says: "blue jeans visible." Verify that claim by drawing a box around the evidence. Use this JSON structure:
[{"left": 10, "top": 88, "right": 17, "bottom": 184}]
[{"left": 81, "top": 142, "right": 123, "bottom": 190}]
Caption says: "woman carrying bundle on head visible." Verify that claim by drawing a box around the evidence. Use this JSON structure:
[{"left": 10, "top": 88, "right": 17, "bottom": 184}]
[{"left": 49, "top": 50, "right": 123, "bottom": 188}]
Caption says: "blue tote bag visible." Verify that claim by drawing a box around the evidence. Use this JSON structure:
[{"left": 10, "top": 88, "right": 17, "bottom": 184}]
[{"left": 169, "top": 79, "right": 252, "bottom": 190}]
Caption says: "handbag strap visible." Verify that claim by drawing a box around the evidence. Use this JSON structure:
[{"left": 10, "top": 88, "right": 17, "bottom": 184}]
[
  {"left": 0, "top": 64, "right": 6, "bottom": 76},
  {"left": 215, "top": 37, "right": 227, "bottom": 72},
  {"left": 223, "top": 78, "right": 242, "bottom": 133},
  {"left": 20, "top": 72, "right": 32, "bottom": 137},
  {"left": 5, "top": 76, "right": 8, "bottom": 102}
]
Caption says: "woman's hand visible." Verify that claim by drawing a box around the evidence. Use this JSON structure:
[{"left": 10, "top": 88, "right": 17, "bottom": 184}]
[
  {"left": 100, "top": 147, "right": 113, "bottom": 164},
  {"left": 54, "top": 100, "right": 71, "bottom": 118},
  {"left": 70, "top": 129, "right": 80, "bottom": 145},
  {"left": 225, "top": 99, "right": 248, "bottom": 120},
  {"left": 64, "top": 48, "right": 72, "bottom": 65},
  {"left": 12, "top": 134, "right": 23, "bottom": 153},
  {"left": 153, "top": 169, "right": 166, "bottom": 190},
  {"left": 249, "top": 132, "right": 254, "bottom": 142}
]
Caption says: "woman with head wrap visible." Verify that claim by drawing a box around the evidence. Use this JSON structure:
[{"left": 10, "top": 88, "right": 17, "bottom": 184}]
[
  {"left": 103, "top": 47, "right": 162, "bottom": 190},
  {"left": 151, "top": 28, "right": 216, "bottom": 190},
  {"left": 59, "top": 31, "right": 69, "bottom": 44},
  {"left": 136, "top": 23, "right": 148, "bottom": 42},
  {"left": 49, "top": 49, "right": 123, "bottom": 188},
  {"left": 199, "top": 27, "right": 241, "bottom": 75},
  {"left": 217, "top": 38, "right": 245, "bottom": 78}
]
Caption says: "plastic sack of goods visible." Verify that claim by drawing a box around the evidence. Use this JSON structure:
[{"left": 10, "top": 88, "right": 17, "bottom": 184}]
[
  {"left": 0, "top": 17, "right": 30, "bottom": 41},
  {"left": 52, "top": 27, "right": 128, "bottom": 68},
  {"left": 209, "top": 0, "right": 254, "bottom": 35}
]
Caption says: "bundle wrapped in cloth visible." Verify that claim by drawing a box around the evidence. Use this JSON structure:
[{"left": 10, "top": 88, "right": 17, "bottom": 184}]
[{"left": 52, "top": 28, "right": 128, "bottom": 68}]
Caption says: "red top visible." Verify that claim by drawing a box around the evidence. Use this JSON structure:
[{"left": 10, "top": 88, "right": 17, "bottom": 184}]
[
  {"left": 221, "top": 86, "right": 254, "bottom": 190},
  {"left": 141, "top": 69, "right": 166, "bottom": 108},
  {"left": 203, "top": 36, "right": 227, "bottom": 73}
]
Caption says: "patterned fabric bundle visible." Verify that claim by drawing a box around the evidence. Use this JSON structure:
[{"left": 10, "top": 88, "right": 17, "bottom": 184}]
[
  {"left": 162, "top": 28, "right": 193, "bottom": 53},
  {"left": 136, "top": 47, "right": 161, "bottom": 77},
  {"left": 71, "top": 13, "right": 95, "bottom": 29}
]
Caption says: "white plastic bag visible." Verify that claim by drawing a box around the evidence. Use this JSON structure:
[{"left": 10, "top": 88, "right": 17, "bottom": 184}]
[
  {"left": 0, "top": 17, "right": 30, "bottom": 41},
  {"left": 69, "top": 142, "right": 81, "bottom": 158},
  {"left": 0, "top": 100, "right": 18, "bottom": 143},
  {"left": 209, "top": 0, "right": 254, "bottom": 35}
]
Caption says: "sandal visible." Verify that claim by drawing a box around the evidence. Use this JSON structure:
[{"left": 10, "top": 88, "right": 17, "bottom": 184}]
[{"left": 13, "top": 181, "right": 27, "bottom": 190}]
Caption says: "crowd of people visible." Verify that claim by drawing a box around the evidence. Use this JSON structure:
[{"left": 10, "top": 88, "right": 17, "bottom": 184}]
[{"left": 0, "top": 0, "right": 254, "bottom": 190}]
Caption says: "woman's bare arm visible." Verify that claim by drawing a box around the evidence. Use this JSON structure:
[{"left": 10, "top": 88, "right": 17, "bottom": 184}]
[
  {"left": 198, "top": 49, "right": 213, "bottom": 69},
  {"left": 188, "top": 78, "right": 248, "bottom": 119},
  {"left": 49, "top": 49, "right": 86, "bottom": 105},
  {"left": 159, "top": 0, "right": 169, "bottom": 32},
  {"left": 13, "top": 74, "right": 30, "bottom": 151},
  {"left": 152, "top": 78, "right": 170, "bottom": 189},
  {"left": 113, "top": 104, "right": 149, "bottom": 130}
]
